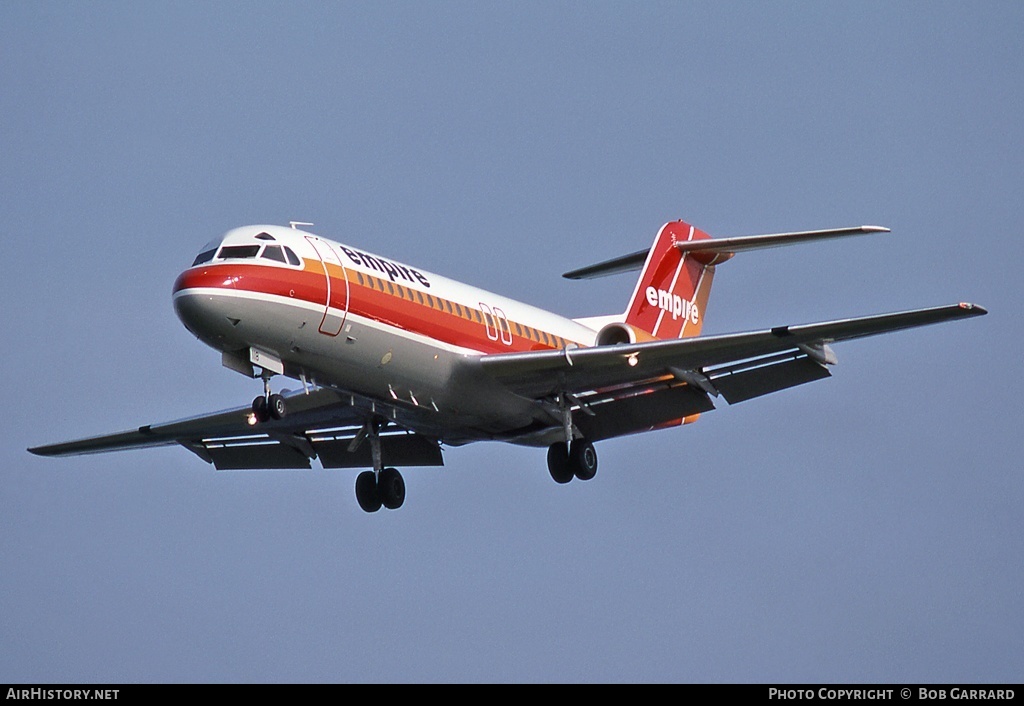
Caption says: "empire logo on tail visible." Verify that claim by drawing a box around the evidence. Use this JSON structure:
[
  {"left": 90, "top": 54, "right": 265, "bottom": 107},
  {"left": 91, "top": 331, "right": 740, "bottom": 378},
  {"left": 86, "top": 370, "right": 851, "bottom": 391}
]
[{"left": 645, "top": 286, "right": 700, "bottom": 325}]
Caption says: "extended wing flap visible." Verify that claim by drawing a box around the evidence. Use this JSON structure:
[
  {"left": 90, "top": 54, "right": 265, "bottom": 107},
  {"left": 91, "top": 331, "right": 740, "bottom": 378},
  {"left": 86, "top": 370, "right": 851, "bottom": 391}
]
[
  {"left": 313, "top": 431, "right": 443, "bottom": 468},
  {"left": 709, "top": 355, "right": 832, "bottom": 404},
  {"left": 574, "top": 383, "right": 716, "bottom": 441}
]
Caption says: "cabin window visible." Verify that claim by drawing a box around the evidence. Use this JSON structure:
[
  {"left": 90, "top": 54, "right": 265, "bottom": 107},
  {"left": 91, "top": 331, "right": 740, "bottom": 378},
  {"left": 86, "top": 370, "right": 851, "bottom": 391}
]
[
  {"left": 261, "top": 245, "right": 287, "bottom": 263},
  {"left": 217, "top": 245, "right": 261, "bottom": 260},
  {"left": 192, "top": 248, "right": 218, "bottom": 266},
  {"left": 416, "top": 291, "right": 424, "bottom": 305}
]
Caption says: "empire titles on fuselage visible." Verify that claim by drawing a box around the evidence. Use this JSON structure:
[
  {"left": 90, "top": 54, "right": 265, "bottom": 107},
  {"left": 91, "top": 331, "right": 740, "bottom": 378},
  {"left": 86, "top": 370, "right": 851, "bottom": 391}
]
[{"left": 339, "top": 245, "right": 431, "bottom": 289}]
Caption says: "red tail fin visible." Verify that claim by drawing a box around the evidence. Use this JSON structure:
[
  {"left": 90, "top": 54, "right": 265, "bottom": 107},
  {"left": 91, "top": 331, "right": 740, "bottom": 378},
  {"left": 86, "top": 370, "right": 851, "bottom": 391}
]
[{"left": 624, "top": 220, "right": 716, "bottom": 339}]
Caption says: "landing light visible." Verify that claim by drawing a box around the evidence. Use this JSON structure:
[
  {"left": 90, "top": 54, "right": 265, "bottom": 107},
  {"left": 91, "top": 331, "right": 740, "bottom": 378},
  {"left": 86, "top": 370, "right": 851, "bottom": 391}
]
[
  {"left": 247, "top": 413, "right": 258, "bottom": 426},
  {"left": 627, "top": 353, "right": 639, "bottom": 367}
]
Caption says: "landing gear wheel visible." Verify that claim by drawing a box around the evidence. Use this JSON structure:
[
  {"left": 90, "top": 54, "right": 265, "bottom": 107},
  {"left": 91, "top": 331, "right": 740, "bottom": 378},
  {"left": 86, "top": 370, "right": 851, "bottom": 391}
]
[
  {"left": 252, "top": 396, "right": 270, "bottom": 424},
  {"left": 570, "top": 439, "right": 598, "bottom": 481},
  {"left": 378, "top": 468, "right": 406, "bottom": 510},
  {"left": 268, "top": 393, "right": 287, "bottom": 420},
  {"left": 546, "top": 442, "right": 574, "bottom": 484},
  {"left": 355, "top": 471, "right": 382, "bottom": 513}
]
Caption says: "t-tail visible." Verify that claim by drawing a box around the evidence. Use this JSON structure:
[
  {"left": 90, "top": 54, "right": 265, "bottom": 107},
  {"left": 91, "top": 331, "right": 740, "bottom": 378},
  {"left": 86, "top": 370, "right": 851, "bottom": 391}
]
[
  {"left": 564, "top": 219, "right": 891, "bottom": 343},
  {"left": 622, "top": 220, "right": 717, "bottom": 340}
]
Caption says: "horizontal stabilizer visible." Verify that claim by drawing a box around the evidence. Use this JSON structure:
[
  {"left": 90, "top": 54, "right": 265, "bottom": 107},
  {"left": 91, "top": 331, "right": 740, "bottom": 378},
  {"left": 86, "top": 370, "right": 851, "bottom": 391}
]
[
  {"left": 562, "top": 225, "right": 888, "bottom": 280},
  {"left": 673, "top": 225, "right": 889, "bottom": 255},
  {"left": 562, "top": 248, "right": 649, "bottom": 280}
]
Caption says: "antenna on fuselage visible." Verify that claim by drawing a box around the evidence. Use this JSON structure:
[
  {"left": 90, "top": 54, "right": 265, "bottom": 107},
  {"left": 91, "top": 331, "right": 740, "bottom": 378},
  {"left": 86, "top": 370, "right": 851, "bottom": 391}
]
[{"left": 289, "top": 221, "right": 314, "bottom": 230}]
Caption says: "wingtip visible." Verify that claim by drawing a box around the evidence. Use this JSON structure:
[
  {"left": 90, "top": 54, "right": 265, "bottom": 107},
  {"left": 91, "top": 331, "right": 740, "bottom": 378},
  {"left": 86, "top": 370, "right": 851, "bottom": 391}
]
[
  {"left": 862, "top": 225, "right": 891, "bottom": 233},
  {"left": 959, "top": 302, "right": 988, "bottom": 315}
]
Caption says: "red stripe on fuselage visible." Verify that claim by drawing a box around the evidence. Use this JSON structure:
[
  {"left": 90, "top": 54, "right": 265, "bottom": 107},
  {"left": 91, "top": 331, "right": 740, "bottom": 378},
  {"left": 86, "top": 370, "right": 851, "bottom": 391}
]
[{"left": 173, "top": 261, "right": 572, "bottom": 355}]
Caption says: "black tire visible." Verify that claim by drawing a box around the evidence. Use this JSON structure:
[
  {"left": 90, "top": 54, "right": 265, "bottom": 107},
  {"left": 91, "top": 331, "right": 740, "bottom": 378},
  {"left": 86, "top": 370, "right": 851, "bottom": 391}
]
[
  {"left": 570, "top": 439, "right": 598, "bottom": 481},
  {"left": 355, "top": 470, "right": 382, "bottom": 513},
  {"left": 268, "top": 393, "right": 287, "bottom": 420},
  {"left": 546, "top": 442, "right": 574, "bottom": 484},
  {"left": 251, "top": 395, "right": 269, "bottom": 424},
  {"left": 379, "top": 468, "right": 406, "bottom": 510}
]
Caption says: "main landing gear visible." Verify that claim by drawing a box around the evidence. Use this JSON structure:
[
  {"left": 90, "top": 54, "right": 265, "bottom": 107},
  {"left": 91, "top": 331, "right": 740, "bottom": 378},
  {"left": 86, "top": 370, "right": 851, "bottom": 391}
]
[
  {"left": 356, "top": 467, "right": 405, "bottom": 512},
  {"left": 546, "top": 392, "right": 598, "bottom": 484},
  {"left": 546, "top": 438, "right": 598, "bottom": 483},
  {"left": 353, "top": 418, "right": 406, "bottom": 513}
]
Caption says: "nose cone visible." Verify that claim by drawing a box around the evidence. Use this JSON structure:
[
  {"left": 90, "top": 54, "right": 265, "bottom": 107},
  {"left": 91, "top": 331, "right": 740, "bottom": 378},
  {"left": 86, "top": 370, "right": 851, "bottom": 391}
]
[{"left": 173, "top": 267, "right": 241, "bottom": 349}]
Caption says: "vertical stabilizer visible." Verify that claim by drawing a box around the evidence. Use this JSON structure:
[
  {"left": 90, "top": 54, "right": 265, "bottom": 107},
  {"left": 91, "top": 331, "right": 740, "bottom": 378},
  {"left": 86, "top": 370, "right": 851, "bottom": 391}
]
[{"left": 623, "top": 220, "right": 716, "bottom": 339}]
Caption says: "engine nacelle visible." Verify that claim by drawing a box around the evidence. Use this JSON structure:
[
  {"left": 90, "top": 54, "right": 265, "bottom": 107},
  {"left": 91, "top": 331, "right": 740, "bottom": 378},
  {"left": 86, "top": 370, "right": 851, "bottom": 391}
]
[{"left": 595, "top": 322, "right": 657, "bottom": 346}]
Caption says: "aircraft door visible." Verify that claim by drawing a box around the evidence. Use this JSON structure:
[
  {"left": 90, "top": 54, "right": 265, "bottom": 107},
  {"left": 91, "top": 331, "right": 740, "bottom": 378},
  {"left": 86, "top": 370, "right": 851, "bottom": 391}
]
[{"left": 304, "top": 236, "right": 349, "bottom": 336}]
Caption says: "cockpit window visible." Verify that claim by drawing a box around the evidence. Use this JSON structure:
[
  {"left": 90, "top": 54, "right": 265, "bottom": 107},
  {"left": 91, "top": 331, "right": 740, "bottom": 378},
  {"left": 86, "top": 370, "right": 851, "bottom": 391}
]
[
  {"left": 261, "top": 245, "right": 287, "bottom": 263},
  {"left": 283, "top": 247, "right": 301, "bottom": 266},
  {"left": 191, "top": 248, "right": 218, "bottom": 266},
  {"left": 217, "top": 245, "right": 261, "bottom": 260},
  {"left": 254, "top": 232, "right": 276, "bottom": 241}
]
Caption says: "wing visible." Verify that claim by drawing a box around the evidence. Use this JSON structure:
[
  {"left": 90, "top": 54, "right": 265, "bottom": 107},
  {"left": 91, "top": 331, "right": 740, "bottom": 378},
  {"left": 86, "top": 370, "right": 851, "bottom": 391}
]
[
  {"left": 476, "top": 303, "right": 987, "bottom": 440},
  {"left": 28, "top": 386, "right": 443, "bottom": 470}
]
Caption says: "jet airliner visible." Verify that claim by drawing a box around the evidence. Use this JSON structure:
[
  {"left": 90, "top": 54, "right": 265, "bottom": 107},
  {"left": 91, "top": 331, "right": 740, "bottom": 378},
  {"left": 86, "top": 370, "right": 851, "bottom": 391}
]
[{"left": 29, "top": 219, "right": 986, "bottom": 512}]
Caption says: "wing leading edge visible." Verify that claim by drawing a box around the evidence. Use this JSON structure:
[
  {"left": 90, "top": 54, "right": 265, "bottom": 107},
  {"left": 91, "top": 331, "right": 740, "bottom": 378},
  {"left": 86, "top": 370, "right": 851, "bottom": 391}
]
[
  {"left": 477, "top": 303, "right": 987, "bottom": 400},
  {"left": 28, "top": 387, "right": 444, "bottom": 470}
]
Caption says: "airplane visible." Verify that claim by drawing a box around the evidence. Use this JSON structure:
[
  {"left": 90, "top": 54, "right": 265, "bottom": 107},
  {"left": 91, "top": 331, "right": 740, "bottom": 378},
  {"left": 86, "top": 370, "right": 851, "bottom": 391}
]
[{"left": 29, "top": 219, "right": 986, "bottom": 512}]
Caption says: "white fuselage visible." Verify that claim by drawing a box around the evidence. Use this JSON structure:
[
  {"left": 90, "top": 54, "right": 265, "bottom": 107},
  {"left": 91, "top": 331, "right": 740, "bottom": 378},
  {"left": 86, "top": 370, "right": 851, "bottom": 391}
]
[{"left": 172, "top": 225, "right": 601, "bottom": 444}]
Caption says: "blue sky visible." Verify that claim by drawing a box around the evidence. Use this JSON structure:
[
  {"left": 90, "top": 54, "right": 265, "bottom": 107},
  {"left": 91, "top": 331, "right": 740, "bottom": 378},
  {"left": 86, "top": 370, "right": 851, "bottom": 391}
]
[{"left": 2, "top": 2, "right": 1021, "bottom": 682}]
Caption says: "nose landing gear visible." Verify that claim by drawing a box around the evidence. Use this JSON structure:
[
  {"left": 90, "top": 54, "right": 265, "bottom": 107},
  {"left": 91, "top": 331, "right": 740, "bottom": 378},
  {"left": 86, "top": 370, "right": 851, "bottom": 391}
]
[{"left": 251, "top": 374, "right": 287, "bottom": 423}]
